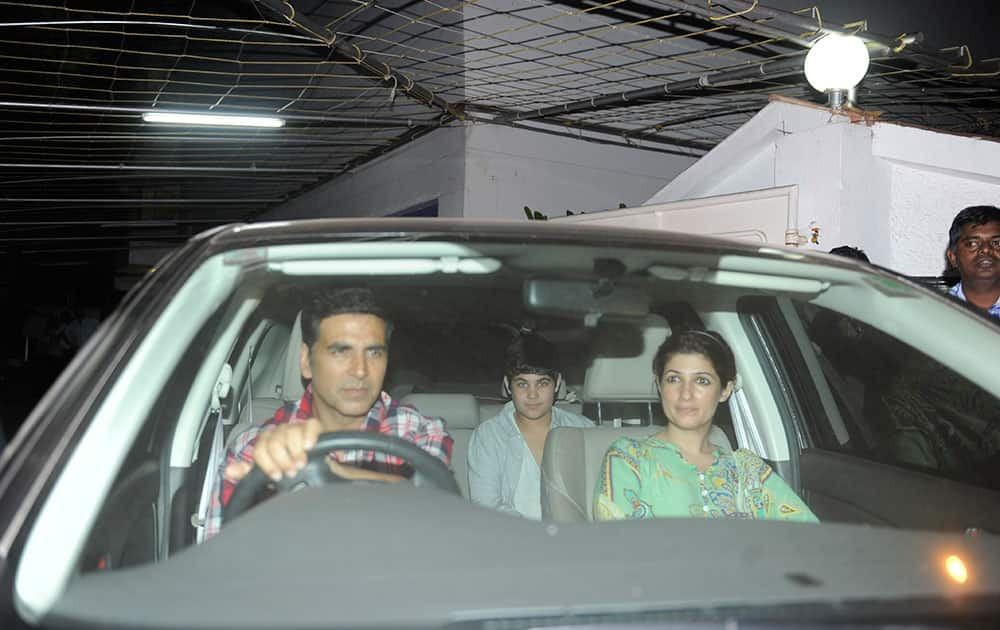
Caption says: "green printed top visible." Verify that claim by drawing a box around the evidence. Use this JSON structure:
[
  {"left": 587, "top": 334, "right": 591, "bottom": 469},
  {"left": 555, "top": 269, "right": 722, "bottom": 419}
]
[{"left": 594, "top": 435, "right": 818, "bottom": 523}]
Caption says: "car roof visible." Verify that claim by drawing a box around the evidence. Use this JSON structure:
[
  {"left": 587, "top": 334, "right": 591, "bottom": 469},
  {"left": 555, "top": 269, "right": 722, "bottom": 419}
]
[{"left": 194, "top": 217, "right": 878, "bottom": 275}]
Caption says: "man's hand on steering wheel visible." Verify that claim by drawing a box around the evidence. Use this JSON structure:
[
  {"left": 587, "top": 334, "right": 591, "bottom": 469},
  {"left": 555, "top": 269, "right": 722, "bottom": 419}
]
[
  {"left": 224, "top": 420, "right": 406, "bottom": 485},
  {"left": 223, "top": 427, "right": 461, "bottom": 527},
  {"left": 225, "top": 419, "right": 327, "bottom": 484}
]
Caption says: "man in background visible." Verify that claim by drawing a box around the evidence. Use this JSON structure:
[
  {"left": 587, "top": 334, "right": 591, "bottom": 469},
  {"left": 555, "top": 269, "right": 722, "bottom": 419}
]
[
  {"left": 945, "top": 205, "right": 1000, "bottom": 319},
  {"left": 828, "top": 245, "right": 870, "bottom": 263}
]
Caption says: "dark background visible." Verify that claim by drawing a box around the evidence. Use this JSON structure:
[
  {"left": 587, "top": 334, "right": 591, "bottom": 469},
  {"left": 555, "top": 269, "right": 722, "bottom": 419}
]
[{"left": 1, "top": 0, "right": 998, "bottom": 440}]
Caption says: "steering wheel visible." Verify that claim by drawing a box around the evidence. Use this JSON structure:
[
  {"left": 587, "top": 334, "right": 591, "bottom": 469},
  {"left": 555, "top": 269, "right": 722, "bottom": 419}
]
[{"left": 224, "top": 431, "right": 460, "bottom": 526}]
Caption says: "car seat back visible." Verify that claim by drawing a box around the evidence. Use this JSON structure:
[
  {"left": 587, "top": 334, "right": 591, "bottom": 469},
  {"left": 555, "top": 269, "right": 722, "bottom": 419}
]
[{"left": 399, "top": 393, "right": 480, "bottom": 497}]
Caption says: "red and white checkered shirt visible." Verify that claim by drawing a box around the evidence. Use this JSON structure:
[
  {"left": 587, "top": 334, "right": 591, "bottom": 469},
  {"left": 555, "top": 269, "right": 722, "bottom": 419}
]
[{"left": 203, "top": 385, "right": 452, "bottom": 539}]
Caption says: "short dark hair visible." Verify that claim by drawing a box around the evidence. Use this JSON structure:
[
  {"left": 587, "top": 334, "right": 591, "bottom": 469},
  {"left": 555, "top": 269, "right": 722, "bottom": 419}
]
[
  {"left": 948, "top": 205, "right": 1000, "bottom": 251},
  {"left": 829, "top": 245, "right": 870, "bottom": 263},
  {"left": 301, "top": 287, "right": 392, "bottom": 349},
  {"left": 504, "top": 334, "right": 558, "bottom": 380},
  {"left": 652, "top": 329, "right": 736, "bottom": 386}
]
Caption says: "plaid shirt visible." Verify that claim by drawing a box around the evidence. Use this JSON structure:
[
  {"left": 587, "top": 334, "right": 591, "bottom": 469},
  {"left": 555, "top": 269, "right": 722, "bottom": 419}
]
[{"left": 203, "top": 386, "right": 452, "bottom": 539}]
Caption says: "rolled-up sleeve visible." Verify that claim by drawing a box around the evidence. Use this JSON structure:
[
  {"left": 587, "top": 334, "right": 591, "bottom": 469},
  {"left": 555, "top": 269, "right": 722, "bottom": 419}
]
[{"left": 405, "top": 410, "right": 453, "bottom": 467}]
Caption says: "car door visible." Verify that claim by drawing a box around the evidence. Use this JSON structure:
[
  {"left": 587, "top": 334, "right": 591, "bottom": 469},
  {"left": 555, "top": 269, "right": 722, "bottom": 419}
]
[{"left": 739, "top": 295, "right": 1000, "bottom": 533}]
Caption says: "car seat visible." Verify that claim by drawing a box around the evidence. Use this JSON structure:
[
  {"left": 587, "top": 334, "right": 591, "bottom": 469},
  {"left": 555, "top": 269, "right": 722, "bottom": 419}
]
[
  {"left": 226, "top": 313, "right": 305, "bottom": 448},
  {"left": 541, "top": 314, "right": 732, "bottom": 522},
  {"left": 399, "top": 393, "right": 480, "bottom": 497},
  {"left": 540, "top": 425, "right": 732, "bottom": 523}
]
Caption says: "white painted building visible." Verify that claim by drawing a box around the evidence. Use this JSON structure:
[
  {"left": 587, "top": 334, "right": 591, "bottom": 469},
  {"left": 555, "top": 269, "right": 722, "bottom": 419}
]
[
  {"left": 263, "top": 96, "right": 1000, "bottom": 277},
  {"left": 257, "top": 124, "right": 697, "bottom": 222},
  {"left": 641, "top": 96, "right": 1000, "bottom": 276}
]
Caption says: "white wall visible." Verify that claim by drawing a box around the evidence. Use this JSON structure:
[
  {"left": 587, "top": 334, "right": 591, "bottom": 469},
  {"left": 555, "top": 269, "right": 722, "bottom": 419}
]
[
  {"left": 256, "top": 126, "right": 466, "bottom": 220},
  {"left": 648, "top": 101, "right": 824, "bottom": 203},
  {"left": 873, "top": 123, "right": 1000, "bottom": 275},
  {"left": 261, "top": 122, "right": 696, "bottom": 223},
  {"left": 840, "top": 124, "right": 891, "bottom": 265},
  {"left": 259, "top": 95, "right": 1000, "bottom": 277},
  {"left": 888, "top": 164, "right": 1000, "bottom": 275},
  {"left": 646, "top": 98, "right": 1000, "bottom": 275},
  {"left": 462, "top": 124, "right": 696, "bottom": 221},
  {"left": 648, "top": 101, "right": 878, "bottom": 256}
]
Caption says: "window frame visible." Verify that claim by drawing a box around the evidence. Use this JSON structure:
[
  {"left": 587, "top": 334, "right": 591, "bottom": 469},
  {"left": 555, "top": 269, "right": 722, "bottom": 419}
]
[{"left": 749, "top": 294, "right": 1000, "bottom": 493}]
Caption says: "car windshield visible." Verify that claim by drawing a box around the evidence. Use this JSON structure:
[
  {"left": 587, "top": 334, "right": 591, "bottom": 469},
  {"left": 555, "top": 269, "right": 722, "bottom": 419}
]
[{"left": 11, "top": 224, "right": 1000, "bottom": 628}]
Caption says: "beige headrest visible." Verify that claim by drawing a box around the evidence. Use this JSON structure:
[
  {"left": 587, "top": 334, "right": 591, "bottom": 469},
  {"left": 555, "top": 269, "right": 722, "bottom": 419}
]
[
  {"left": 399, "top": 393, "right": 480, "bottom": 430},
  {"left": 582, "top": 315, "right": 670, "bottom": 401}
]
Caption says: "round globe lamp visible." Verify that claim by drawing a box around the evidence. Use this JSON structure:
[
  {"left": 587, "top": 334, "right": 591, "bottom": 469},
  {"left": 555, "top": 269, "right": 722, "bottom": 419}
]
[{"left": 804, "top": 33, "right": 870, "bottom": 109}]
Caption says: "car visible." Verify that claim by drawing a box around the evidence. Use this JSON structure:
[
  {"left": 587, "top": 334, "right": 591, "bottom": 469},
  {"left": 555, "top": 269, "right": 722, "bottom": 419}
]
[{"left": 1, "top": 218, "right": 998, "bottom": 629}]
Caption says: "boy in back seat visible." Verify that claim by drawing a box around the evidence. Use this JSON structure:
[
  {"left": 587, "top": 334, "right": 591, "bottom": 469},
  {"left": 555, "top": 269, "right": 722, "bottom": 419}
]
[{"left": 468, "top": 334, "right": 593, "bottom": 519}]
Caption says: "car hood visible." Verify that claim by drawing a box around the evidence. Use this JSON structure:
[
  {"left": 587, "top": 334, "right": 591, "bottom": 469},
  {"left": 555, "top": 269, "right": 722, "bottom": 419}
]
[{"left": 45, "top": 484, "right": 1000, "bottom": 628}]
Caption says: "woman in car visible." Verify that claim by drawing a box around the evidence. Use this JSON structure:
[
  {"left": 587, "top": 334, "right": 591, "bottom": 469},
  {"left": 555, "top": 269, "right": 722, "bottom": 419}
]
[{"left": 593, "top": 329, "right": 818, "bottom": 523}]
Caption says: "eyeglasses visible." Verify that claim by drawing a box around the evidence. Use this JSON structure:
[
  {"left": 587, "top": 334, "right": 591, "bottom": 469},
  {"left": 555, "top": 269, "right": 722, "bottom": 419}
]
[{"left": 958, "top": 237, "right": 1000, "bottom": 253}]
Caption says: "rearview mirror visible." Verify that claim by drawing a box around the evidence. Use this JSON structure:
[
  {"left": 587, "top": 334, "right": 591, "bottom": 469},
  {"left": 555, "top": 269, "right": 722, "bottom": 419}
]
[{"left": 524, "top": 278, "right": 650, "bottom": 321}]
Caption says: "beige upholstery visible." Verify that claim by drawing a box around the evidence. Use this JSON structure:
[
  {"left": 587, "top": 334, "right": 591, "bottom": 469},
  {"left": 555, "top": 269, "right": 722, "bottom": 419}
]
[
  {"left": 582, "top": 315, "right": 670, "bottom": 402},
  {"left": 399, "top": 393, "right": 480, "bottom": 497},
  {"left": 399, "top": 393, "right": 480, "bottom": 431},
  {"left": 249, "top": 321, "right": 290, "bottom": 402},
  {"left": 541, "top": 425, "right": 733, "bottom": 523},
  {"left": 554, "top": 400, "right": 584, "bottom": 417},
  {"left": 226, "top": 315, "right": 303, "bottom": 448},
  {"left": 478, "top": 401, "right": 505, "bottom": 423},
  {"left": 279, "top": 312, "right": 305, "bottom": 404},
  {"left": 239, "top": 322, "right": 291, "bottom": 431},
  {"left": 540, "top": 315, "right": 679, "bottom": 522}
]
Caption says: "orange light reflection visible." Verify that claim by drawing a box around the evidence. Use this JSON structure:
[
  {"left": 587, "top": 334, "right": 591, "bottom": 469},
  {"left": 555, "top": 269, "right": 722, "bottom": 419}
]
[{"left": 945, "top": 555, "right": 968, "bottom": 584}]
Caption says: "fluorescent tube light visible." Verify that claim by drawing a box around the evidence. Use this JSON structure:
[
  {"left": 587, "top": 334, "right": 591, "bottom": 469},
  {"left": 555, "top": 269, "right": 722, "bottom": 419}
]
[
  {"left": 141, "top": 111, "right": 284, "bottom": 128},
  {"left": 100, "top": 220, "right": 178, "bottom": 228},
  {"left": 648, "top": 265, "right": 828, "bottom": 294},
  {"left": 268, "top": 257, "right": 502, "bottom": 276}
]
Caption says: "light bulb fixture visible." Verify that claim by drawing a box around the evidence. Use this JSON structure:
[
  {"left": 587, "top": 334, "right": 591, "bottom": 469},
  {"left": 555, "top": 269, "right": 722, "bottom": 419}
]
[
  {"left": 141, "top": 111, "right": 284, "bottom": 128},
  {"left": 803, "top": 33, "right": 870, "bottom": 109}
]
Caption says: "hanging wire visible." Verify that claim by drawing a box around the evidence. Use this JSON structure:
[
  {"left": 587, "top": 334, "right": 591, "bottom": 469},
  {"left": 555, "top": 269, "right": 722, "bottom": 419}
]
[
  {"left": 0, "top": 0, "right": 993, "bottom": 221},
  {"left": 708, "top": 0, "right": 759, "bottom": 21}
]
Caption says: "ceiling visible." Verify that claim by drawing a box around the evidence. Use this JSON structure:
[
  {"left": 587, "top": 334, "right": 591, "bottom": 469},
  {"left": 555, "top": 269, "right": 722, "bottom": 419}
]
[{"left": 0, "top": 0, "right": 998, "bottom": 270}]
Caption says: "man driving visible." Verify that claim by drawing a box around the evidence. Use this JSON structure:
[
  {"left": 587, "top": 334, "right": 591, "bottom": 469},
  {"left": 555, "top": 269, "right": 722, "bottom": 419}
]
[{"left": 204, "top": 287, "right": 453, "bottom": 538}]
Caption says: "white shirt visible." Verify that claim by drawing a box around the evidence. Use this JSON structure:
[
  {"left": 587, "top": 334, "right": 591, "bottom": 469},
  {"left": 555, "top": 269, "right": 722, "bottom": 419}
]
[
  {"left": 468, "top": 401, "right": 594, "bottom": 519},
  {"left": 511, "top": 439, "right": 542, "bottom": 520}
]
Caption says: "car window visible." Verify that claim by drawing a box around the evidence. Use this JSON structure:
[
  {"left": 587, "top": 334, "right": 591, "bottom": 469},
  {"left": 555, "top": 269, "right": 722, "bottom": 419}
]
[
  {"left": 14, "top": 232, "right": 1000, "bottom": 628},
  {"left": 789, "top": 300, "right": 1000, "bottom": 490}
]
